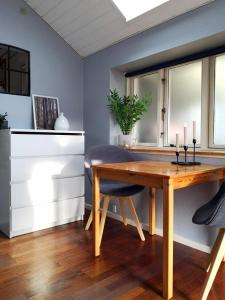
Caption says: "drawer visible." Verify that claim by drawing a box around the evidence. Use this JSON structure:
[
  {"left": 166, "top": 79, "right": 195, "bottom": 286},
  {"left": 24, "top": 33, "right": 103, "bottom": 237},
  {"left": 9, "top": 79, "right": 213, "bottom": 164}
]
[
  {"left": 11, "top": 176, "right": 84, "bottom": 208},
  {"left": 11, "top": 134, "right": 84, "bottom": 157},
  {"left": 11, "top": 197, "right": 84, "bottom": 234},
  {"left": 11, "top": 155, "right": 84, "bottom": 182}
]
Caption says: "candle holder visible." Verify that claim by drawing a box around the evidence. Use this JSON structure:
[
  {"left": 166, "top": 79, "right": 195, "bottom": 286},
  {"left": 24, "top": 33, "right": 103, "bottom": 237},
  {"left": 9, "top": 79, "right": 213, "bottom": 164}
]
[
  {"left": 173, "top": 145, "right": 194, "bottom": 165},
  {"left": 171, "top": 151, "right": 182, "bottom": 165},
  {"left": 193, "top": 138, "right": 196, "bottom": 163},
  {"left": 192, "top": 138, "right": 201, "bottom": 165},
  {"left": 184, "top": 145, "right": 188, "bottom": 164},
  {"left": 176, "top": 151, "right": 179, "bottom": 164},
  {"left": 171, "top": 140, "right": 201, "bottom": 166}
]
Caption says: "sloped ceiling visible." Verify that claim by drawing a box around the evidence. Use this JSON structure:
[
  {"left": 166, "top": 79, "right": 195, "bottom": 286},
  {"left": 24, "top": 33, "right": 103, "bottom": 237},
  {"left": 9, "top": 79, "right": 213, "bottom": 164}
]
[{"left": 24, "top": 0, "right": 214, "bottom": 57}]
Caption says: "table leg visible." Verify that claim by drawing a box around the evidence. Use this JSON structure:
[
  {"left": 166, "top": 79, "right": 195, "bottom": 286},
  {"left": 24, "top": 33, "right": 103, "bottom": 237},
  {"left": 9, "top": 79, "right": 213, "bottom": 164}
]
[
  {"left": 163, "top": 178, "right": 174, "bottom": 300},
  {"left": 93, "top": 168, "right": 100, "bottom": 257},
  {"left": 149, "top": 187, "right": 156, "bottom": 235}
]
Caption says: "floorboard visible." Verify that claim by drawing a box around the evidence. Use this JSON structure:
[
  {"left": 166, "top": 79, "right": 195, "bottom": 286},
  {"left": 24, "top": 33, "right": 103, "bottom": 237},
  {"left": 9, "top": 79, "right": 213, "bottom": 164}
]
[{"left": 0, "top": 211, "right": 224, "bottom": 300}]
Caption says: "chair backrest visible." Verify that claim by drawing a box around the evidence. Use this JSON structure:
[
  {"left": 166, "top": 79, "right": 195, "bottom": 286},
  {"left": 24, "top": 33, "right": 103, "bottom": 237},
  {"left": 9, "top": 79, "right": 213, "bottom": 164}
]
[
  {"left": 85, "top": 144, "right": 134, "bottom": 182},
  {"left": 192, "top": 181, "right": 225, "bottom": 227}
]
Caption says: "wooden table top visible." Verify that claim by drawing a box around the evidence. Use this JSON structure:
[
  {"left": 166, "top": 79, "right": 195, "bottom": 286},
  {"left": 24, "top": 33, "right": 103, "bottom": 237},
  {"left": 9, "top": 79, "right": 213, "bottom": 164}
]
[{"left": 93, "top": 160, "right": 225, "bottom": 179}]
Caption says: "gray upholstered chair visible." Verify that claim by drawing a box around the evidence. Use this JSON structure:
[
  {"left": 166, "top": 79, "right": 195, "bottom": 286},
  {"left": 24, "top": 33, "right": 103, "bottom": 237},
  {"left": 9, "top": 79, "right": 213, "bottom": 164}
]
[
  {"left": 85, "top": 145, "right": 145, "bottom": 246},
  {"left": 192, "top": 182, "right": 225, "bottom": 300}
]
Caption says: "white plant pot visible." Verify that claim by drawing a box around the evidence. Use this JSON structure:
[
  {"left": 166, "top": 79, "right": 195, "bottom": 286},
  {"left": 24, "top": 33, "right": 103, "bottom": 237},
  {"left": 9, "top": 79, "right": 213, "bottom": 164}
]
[
  {"left": 118, "top": 134, "right": 132, "bottom": 147},
  {"left": 54, "top": 112, "right": 70, "bottom": 131}
]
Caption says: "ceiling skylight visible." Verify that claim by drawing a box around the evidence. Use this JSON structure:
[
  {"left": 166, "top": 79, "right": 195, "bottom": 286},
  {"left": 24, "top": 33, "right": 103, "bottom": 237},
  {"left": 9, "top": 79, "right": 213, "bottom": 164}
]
[{"left": 112, "top": 0, "right": 170, "bottom": 21}]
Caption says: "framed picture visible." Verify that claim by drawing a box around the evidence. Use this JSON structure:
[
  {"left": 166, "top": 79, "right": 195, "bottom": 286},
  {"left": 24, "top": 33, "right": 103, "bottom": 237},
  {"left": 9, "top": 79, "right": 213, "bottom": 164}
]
[{"left": 32, "top": 94, "right": 60, "bottom": 130}]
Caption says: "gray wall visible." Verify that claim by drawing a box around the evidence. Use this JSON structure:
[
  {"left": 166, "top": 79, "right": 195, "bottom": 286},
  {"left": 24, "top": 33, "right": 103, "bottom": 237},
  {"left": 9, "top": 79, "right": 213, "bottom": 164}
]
[
  {"left": 84, "top": 0, "right": 225, "bottom": 148},
  {"left": 2, "top": 0, "right": 225, "bottom": 250},
  {"left": 0, "top": 0, "right": 83, "bottom": 130},
  {"left": 84, "top": 0, "right": 225, "bottom": 250}
]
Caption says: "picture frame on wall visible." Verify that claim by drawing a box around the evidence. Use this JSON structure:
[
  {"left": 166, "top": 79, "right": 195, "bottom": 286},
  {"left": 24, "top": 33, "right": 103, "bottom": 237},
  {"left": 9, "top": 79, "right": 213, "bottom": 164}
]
[{"left": 32, "top": 94, "right": 60, "bottom": 130}]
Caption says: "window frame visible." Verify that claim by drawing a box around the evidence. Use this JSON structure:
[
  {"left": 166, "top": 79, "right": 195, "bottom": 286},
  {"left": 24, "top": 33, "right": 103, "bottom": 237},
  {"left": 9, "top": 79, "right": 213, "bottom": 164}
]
[
  {"left": 127, "top": 70, "right": 164, "bottom": 147},
  {"left": 128, "top": 58, "right": 211, "bottom": 149},
  {"left": 208, "top": 54, "right": 225, "bottom": 149},
  {"left": 0, "top": 43, "right": 30, "bottom": 96},
  {"left": 163, "top": 58, "right": 209, "bottom": 148}
]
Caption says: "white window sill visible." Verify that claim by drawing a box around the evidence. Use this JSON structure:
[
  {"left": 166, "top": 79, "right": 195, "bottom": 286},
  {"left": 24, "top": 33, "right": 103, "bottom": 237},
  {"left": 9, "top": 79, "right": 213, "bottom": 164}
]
[{"left": 128, "top": 146, "right": 225, "bottom": 158}]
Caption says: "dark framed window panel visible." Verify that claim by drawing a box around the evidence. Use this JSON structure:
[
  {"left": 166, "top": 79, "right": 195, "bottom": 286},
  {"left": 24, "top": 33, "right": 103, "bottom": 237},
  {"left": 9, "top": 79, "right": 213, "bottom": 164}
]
[{"left": 0, "top": 43, "right": 30, "bottom": 96}]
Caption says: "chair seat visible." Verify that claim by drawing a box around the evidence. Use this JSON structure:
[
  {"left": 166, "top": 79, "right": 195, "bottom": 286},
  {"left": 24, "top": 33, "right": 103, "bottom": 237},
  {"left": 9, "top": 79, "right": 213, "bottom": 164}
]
[
  {"left": 192, "top": 182, "right": 225, "bottom": 227},
  {"left": 100, "top": 180, "right": 144, "bottom": 197},
  {"left": 85, "top": 145, "right": 146, "bottom": 243}
]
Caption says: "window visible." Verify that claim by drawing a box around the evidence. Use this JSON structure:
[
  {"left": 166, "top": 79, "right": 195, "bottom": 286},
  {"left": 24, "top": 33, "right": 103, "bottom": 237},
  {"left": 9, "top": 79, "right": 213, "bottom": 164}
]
[
  {"left": 112, "top": 0, "right": 169, "bottom": 21},
  {"left": 166, "top": 61, "right": 202, "bottom": 146},
  {"left": 132, "top": 72, "right": 161, "bottom": 145},
  {"left": 128, "top": 53, "right": 225, "bottom": 149},
  {"left": 210, "top": 54, "right": 225, "bottom": 148},
  {"left": 0, "top": 44, "right": 30, "bottom": 96}
]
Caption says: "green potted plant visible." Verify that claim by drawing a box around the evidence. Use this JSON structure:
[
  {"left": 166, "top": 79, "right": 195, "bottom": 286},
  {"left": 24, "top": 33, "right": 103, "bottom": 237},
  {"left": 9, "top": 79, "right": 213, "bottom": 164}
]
[
  {"left": 0, "top": 112, "right": 8, "bottom": 129},
  {"left": 107, "top": 89, "right": 151, "bottom": 146}
]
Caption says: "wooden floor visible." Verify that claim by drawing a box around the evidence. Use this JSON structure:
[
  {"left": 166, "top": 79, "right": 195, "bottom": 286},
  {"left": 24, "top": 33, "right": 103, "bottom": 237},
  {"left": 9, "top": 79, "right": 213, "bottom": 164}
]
[{"left": 0, "top": 213, "right": 225, "bottom": 300}]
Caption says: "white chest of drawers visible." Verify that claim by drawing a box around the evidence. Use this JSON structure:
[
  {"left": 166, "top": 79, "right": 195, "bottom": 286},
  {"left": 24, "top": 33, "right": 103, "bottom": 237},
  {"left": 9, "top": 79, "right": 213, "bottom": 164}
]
[{"left": 0, "top": 129, "right": 85, "bottom": 238}]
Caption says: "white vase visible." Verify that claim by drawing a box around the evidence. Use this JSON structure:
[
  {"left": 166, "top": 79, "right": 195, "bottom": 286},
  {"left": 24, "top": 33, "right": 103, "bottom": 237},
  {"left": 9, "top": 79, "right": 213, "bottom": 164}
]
[
  {"left": 54, "top": 112, "right": 70, "bottom": 131},
  {"left": 118, "top": 134, "right": 132, "bottom": 147}
]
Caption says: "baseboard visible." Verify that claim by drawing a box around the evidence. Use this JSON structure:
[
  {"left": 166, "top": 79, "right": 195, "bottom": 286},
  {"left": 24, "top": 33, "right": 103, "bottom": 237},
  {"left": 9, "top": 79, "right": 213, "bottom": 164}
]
[
  {"left": 153, "top": 227, "right": 210, "bottom": 253},
  {"left": 85, "top": 204, "right": 211, "bottom": 253}
]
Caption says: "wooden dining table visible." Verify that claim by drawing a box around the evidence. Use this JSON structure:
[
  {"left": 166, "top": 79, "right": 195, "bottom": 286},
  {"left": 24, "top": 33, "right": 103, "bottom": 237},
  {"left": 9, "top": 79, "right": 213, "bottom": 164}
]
[{"left": 91, "top": 160, "right": 225, "bottom": 299}]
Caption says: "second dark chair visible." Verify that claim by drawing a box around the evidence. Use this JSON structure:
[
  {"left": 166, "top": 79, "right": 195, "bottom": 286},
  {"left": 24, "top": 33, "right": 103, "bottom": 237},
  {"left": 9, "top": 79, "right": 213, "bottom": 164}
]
[
  {"left": 85, "top": 145, "right": 145, "bottom": 246},
  {"left": 192, "top": 181, "right": 225, "bottom": 300}
]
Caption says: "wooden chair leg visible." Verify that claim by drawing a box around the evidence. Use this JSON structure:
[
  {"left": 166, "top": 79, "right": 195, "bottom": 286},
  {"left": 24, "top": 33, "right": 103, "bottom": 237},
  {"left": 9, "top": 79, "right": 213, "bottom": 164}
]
[
  {"left": 127, "top": 197, "right": 145, "bottom": 242},
  {"left": 85, "top": 209, "right": 93, "bottom": 230},
  {"left": 207, "top": 229, "right": 225, "bottom": 272},
  {"left": 119, "top": 197, "right": 128, "bottom": 226},
  {"left": 201, "top": 229, "right": 225, "bottom": 300},
  {"left": 99, "top": 196, "right": 110, "bottom": 246},
  {"left": 85, "top": 195, "right": 103, "bottom": 230}
]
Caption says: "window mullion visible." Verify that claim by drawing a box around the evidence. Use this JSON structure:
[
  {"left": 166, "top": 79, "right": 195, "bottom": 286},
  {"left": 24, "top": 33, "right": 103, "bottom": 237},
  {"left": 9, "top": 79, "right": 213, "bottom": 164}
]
[
  {"left": 163, "top": 68, "right": 169, "bottom": 147},
  {"left": 201, "top": 57, "right": 210, "bottom": 149},
  {"left": 158, "top": 69, "right": 165, "bottom": 147},
  {"left": 208, "top": 56, "right": 216, "bottom": 148},
  {"left": 126, "top": 77, "right": 133, "bottom": 96},
  {"left": 209, "top": 54, "right": 225, "bottom": 148}
]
